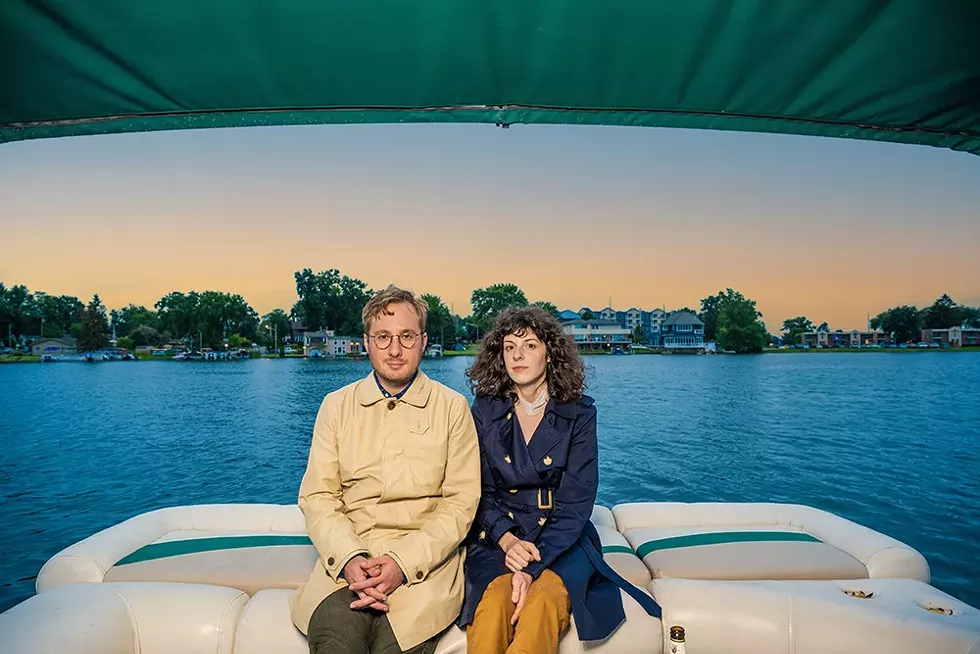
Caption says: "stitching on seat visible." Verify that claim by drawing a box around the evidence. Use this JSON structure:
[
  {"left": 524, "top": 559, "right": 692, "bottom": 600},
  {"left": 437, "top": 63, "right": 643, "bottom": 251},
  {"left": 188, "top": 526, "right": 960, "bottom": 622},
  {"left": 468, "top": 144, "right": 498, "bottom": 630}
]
[
  {"left": 233, "top": 591, "right": 256, "bottom": 646},
  {"left": 103, "top": 586, "right": 141, "bottom": 654},
  {"left": 54, "top": 554, "right": 109, "bottom": 578},
  {"left": 218, "top": 591, "right": 249, "bottom": 653},
  {"left": 788, "top": 589, "right": 795, "bottom": 654}
]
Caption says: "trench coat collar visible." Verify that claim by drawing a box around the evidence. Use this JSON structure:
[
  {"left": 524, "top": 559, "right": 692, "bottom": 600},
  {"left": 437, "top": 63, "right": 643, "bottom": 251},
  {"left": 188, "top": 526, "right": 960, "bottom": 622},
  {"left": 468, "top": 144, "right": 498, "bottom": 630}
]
[
  {"left": 356, "top": 369, "right": 432, "bottom": 408},
  {"left": 480, "top": 393, "right": 579, "bottom": 421}
]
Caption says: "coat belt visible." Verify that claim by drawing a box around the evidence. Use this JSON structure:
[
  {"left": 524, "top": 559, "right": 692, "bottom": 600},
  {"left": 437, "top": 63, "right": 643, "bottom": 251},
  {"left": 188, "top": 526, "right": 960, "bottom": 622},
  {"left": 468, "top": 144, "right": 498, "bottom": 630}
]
[{"left": 495, "top": 488, "right": 554, "bottom": 510}]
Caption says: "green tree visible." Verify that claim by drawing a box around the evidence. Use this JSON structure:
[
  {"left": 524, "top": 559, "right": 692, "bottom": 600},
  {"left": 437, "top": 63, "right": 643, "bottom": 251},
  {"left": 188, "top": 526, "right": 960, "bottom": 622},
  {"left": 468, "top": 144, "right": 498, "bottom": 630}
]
[
  {"left": 78, "top": 295, "right": 110, "bottom": 351},
  {"left": 781, "top": 316, "right": 813, "bottom": 346},
  {"left": 0, "top": 283, "right": 34, "bottom": 341},
  {"left": 669, "top": 307, "right": 698, "bottom": 318},
  {"left": 921, "top": 294, "right": 965, "bottom": 329},
  {"left": 632, "top": 324, "right": 646, "bottom": 344},
  {"left": 532, "top": 301, "right": 560, "bottom": 319},
  {"left": 871, "top": 306, "right": 922, "bottom": 343},
  {"left": 580, "top": 310, "right": 595, "bottom": 321},
  {"left": 195, "top": 291, "right": 260, "bottom": 348},
  {"left": 260, "top": 309, "right": 293, "bottom": 349},
  {"left": 817, "top": 321, "right": 829, "bottom": 332},
  {"left": 154, "top": 290, "right": 259, "bottom": 348},
  {"left": 715, "top": 290, "right": 767, "bottom": 354},
  {"left": 58, "top": 295, "right": 84, "bottom": 333},
  {"left": 155, "top": 291, "right": 200, "bottom": 340},
  {"left": 291, "top": 268, "right": 372, "bottom": 335},
  {"left": 963, "top": 307, "right": 980, "bottom": 328},
  {"left": 129, "top": 325, "right": 163, "bottom": 347},
  {"left": 228, "top": 333, "right": 252, "bottom": 349},
  {"left": 471, "top": 283, "right": 528, "bottom": 329},
  {"left": 422, "top": 294, "right": 454, "bottom": 347},
  {"left": 31, "top": 292, "right": 74, "bottom": 337},
  {"left": 699, "top": 294, "right": 722, "bottom": 341},
  {"left": 111, "top": 304, "right": 158, "bottom": 337},
  {"left": 117, "top": 336, "right": 135, "bottom": 352}
]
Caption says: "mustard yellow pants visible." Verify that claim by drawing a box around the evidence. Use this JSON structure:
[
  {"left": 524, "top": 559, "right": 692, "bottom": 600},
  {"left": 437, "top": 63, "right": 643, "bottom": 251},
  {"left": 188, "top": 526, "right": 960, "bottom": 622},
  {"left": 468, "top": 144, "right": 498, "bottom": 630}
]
[{"left": 466, "top": 570, "right": 571, "bottom": 654}]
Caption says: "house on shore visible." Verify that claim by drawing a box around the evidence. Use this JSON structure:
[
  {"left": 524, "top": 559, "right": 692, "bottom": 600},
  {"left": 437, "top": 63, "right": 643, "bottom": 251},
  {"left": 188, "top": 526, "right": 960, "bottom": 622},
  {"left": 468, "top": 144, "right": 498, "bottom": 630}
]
[
  {"left": 31, "top": 337, "right": 77, "bottom": 356},
  {"left": 661, "top": 312, "right": 705, "bottom": 351}
]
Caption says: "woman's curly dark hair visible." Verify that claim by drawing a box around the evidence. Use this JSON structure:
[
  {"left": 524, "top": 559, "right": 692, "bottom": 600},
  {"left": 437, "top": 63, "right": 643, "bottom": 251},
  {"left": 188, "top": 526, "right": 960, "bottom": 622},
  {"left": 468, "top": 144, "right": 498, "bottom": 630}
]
[{"left": 466, "top": 306, "right": 586, "bottom": 404}]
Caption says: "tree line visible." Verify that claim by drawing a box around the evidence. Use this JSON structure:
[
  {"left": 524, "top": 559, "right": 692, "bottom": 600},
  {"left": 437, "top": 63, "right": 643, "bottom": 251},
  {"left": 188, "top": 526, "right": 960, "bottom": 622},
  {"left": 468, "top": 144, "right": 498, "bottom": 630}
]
[
  {"left": 779, "top": 294, "right": 980, "bottom": 345},
  {"left": 5, "top": 275, "right": 974, "bottom": 355}
]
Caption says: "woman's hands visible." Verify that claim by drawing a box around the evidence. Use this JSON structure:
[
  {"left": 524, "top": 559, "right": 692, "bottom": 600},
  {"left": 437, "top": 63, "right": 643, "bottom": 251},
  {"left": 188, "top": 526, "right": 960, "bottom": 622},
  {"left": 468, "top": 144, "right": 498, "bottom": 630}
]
[
  {"left": 510, "top": 571, "right": 533, "bottom": 625},
  {"left": 498, "top": 532, "right": 542, "bottom": 573}
]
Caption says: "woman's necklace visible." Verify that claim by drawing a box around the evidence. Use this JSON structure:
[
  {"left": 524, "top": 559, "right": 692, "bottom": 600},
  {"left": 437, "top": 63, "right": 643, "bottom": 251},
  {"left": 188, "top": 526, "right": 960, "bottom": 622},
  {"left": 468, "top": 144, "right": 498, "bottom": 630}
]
[{"left": 517, "top": 387, "right": 550, "bottom": 415}]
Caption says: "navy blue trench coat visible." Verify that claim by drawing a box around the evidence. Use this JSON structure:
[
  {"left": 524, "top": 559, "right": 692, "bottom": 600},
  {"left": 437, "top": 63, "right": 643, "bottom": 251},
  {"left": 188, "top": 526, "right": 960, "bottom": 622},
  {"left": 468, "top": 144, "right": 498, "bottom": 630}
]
[{"left": 456, "top": 394, "right": 661, "bottom": 641}]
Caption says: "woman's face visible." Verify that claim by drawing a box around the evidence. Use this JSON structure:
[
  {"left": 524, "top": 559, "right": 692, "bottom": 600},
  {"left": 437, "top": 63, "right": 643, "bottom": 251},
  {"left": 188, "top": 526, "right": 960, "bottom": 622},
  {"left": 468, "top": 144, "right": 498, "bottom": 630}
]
[{"left": 503, "top": 329, "right": 548, "bottom": 388}]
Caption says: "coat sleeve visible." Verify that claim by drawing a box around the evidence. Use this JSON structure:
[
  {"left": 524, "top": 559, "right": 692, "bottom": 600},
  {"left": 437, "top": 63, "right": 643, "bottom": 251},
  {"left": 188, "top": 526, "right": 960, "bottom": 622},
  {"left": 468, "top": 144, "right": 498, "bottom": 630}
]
[
  {"left": 298, "top": 393, "right": 370, "bottom": 582},
  {"left": 523, "top": 403, "right": 598, "bottom": 580},
  {"left": 383, "top": 394, "right": 481, "bottom": 586},
  {"left": 472, "top": 400, "right": 520, "bottom": 544}
]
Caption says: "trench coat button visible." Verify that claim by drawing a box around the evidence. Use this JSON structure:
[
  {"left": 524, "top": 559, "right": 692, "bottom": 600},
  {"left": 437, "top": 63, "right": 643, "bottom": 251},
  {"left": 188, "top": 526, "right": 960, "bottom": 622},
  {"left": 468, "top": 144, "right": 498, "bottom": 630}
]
[
  {"left": 504, "top": 455, "right": 511, "bottom": 464},
  {"left": 506, "top": 412, "right": 512, "bottom": 420},
  {"left": 538, "top": 517, "right": 547, "bottom": 526},
  {"left": 509, "top": 489, "right": 518, "bottom": 494},
  {"left": 387, "top": 400, "right": 396, "bottom": 410},
  {"left": 327, "top": 557, "right": 335, "bottom": 566},
  {"left": 508, "top": 512, "right": 514, "bottom": 519},
  {"left": 479, "top": 531, "right": 486, "bottom": 540},
  {"left": 415, "top": 571, "right": 424, "bottom": 580},
  {"left": 543, "top": 456, "right": 553, "bottom": 466}
]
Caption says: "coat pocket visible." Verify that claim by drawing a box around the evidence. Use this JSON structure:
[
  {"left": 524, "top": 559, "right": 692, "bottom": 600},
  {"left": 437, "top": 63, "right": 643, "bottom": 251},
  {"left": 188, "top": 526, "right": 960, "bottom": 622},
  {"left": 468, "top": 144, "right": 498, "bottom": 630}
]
[{"left": 406, "top": 419, "right": 447, "bottom": 489}]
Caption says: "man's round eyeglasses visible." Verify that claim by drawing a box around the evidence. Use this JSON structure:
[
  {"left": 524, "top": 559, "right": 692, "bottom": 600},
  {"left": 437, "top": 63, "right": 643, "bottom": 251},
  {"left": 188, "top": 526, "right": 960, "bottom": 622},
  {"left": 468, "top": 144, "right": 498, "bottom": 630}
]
[{"left": 368, "top": 331, "right": 421, "bottom": 349}]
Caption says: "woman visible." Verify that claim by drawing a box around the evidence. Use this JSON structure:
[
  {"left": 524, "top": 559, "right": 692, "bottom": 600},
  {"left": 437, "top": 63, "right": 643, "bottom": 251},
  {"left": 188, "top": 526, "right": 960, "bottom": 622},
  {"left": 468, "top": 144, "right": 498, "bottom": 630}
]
[{"left": 457, "top": 307, "right": 660, "bottom": 654}]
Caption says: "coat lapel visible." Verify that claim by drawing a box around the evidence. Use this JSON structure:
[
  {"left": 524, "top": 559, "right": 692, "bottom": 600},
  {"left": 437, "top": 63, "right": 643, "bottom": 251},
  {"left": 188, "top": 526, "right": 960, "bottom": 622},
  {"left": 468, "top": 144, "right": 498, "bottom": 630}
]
[{"left": 524, "top": 399, "right": 576, "bottom": 462}]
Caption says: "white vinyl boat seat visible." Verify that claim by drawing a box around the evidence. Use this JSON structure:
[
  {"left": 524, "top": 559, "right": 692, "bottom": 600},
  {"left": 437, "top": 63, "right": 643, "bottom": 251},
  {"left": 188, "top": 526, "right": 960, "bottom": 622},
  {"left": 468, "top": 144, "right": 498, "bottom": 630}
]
[
  {"left": 623, "top": 525, "right": 869, "bottom": 580},
  {"left": 649, "top": 577, "right": 980, "bottom": 654},
  {"left": 611, "top": 502, "right": 930, "bottom": 583},
  {"left": 102, "top": 530, "right": 318, "bottom": 595},
  {"left": 38, "top": 505, "right": 631, "bottom": 596},
  {"left": 0, "top": 582, "right": 663, "bottom": 654}
]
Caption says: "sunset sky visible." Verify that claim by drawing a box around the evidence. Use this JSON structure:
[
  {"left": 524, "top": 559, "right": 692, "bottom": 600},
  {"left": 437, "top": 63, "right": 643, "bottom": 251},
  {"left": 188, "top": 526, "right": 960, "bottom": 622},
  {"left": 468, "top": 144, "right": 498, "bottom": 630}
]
[{"left": 1, "top": 123, "right": 978, "bottom": 331}]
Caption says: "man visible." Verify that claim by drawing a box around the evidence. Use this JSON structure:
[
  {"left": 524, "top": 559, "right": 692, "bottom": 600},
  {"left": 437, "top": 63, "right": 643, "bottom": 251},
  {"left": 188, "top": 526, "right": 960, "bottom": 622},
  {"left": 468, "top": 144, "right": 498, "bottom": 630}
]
[{"left": 290, "top": 285, "right": 480, "bottom": 654}]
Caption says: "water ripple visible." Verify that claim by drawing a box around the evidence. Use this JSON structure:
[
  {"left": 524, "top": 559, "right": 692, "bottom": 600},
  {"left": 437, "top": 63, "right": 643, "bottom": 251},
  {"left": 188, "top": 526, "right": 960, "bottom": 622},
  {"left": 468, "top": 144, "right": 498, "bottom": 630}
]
[{"left": 1, "top": 353, "right": 978, "bottom": 611}]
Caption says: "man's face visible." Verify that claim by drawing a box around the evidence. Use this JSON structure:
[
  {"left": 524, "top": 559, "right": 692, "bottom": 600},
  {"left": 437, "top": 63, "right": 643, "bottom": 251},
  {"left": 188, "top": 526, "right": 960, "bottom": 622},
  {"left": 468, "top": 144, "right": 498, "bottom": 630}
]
[{"left": 365, "top": 302, "right": 427, "bottom": 390}]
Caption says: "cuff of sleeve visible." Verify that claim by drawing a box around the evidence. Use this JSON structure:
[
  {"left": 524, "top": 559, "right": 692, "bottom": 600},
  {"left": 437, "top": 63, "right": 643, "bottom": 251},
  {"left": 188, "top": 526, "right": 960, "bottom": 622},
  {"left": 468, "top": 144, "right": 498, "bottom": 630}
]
[
  {"left": 384, "top": 547, "right": 427, "bottom": 586},
  {"left": 325, "top": 550, "right": 369, "bottom": 582},
  {"left": 488, "top": 516, "right": 519, "bottom": 544},
  {"left": 523, "top": 560, "right": 546, "bottom": 580}
]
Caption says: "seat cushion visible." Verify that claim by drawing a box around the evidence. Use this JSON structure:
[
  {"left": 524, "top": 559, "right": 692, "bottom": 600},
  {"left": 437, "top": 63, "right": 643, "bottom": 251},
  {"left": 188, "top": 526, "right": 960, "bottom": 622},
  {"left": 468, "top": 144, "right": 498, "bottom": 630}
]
[
  {"left": 650, "top": 577, "right": 980, "bottom": 654},
  {"left": 596, "top": 525, "right": 652, "bottom": 587},
  {"left": 624, "top": 527, "right": 869, "bottom": 581},
  {"left": 104, "top": 530, "right": 317, "bottom": 595},
  {"left": 235, "top": 588, "right": 663, "bottom": 654},
  {"left": 0, "top": 582, "right": 248, "bottom": 654},
  {"left": 233, "top": 589, "right": 468, "bottom": 654}
]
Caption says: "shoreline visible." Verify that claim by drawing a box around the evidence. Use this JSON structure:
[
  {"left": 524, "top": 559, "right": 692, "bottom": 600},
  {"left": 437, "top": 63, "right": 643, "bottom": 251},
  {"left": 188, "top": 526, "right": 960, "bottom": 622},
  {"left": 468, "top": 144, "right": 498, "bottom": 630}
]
[{"left": 4, "top": 347, "right": 979, "bottom": 364}]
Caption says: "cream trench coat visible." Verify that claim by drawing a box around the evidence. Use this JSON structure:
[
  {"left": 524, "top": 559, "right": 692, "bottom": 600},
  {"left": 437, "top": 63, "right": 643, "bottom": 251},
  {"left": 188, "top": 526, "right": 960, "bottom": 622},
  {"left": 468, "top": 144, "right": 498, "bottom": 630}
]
[{"left": 289, "top": 371, "right": 480, "bottom": 650}]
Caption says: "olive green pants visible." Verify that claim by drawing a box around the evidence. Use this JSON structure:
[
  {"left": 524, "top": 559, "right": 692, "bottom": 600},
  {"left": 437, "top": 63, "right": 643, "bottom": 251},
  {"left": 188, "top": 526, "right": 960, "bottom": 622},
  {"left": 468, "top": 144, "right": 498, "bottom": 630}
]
[{"left": 307, "top": 589, "right": 438, "bottom": 654}]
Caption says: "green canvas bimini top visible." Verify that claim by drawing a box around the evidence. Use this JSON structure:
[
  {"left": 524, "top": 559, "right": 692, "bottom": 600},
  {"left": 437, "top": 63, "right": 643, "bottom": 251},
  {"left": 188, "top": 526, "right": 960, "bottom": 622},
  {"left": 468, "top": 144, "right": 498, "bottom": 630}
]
[{"left": 2, "top": 1, "right": 979, "bottom": 154}]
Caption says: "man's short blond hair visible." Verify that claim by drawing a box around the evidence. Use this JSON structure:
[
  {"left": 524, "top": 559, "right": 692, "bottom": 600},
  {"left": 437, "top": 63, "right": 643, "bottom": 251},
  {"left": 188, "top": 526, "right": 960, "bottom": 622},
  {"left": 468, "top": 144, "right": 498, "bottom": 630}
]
[{"left": 362, "top": 285, "right": 428, "bottom": 334}]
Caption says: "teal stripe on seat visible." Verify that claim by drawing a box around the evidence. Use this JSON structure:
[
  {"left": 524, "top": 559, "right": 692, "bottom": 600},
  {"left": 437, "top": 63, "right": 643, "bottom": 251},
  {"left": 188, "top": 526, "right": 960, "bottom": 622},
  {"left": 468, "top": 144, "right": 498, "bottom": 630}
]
[
  {"left": 635, "top": 531, "right": 821, "bottom": 560},
  {"left": 601, "top": 545, "right": 635, "bottom": 556},
  {"left": 115, "top": 535, "right": 313, "bottom": 566}
]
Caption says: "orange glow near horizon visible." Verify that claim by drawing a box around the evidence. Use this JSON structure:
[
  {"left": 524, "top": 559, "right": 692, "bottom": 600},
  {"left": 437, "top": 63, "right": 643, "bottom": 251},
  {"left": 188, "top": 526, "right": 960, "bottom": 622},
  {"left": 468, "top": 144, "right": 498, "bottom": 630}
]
[{"left": 1, "top": 124, "right": 978, "bottom": 332}]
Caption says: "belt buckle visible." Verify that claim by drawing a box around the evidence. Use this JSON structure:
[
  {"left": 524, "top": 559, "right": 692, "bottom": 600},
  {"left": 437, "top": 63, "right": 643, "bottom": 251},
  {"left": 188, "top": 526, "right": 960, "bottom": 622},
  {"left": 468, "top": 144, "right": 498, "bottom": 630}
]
[{"left": 537, "top": 488, "right": 553, "bottom": 510}]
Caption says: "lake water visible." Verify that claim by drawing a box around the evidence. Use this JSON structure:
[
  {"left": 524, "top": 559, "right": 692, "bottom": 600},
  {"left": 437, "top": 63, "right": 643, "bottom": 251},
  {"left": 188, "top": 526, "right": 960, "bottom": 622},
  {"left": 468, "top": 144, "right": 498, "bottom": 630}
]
[{"left": 1, "top": 353, "right": 978, "bottom": 613}]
